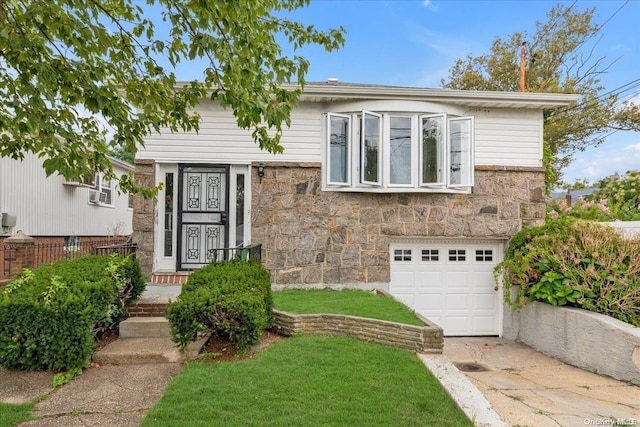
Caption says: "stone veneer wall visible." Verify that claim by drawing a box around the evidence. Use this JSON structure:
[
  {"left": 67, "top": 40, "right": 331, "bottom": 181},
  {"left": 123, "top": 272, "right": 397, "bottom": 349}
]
[
  {"left": 132, "top": 160, "right": 156, "bottom": 275},
  {"left": 252, "top": 162, "right": 546, "bottom": 285}
]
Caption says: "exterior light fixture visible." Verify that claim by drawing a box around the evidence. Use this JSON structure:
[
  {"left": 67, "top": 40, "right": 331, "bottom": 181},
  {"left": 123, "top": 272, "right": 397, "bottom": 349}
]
[{"left": 257, "top": 164, "right": 265, "bottom": 183}]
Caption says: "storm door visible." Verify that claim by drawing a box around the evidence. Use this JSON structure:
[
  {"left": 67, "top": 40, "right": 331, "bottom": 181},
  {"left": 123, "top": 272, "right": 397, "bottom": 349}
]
[{"left": 177, "top": 165, "right": 229, "bottom": 270}]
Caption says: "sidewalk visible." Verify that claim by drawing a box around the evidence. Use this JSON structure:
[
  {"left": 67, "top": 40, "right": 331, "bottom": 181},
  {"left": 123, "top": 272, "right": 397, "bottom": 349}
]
[{"left": 1, "top": 363, "right": 180, "bottom": 426}]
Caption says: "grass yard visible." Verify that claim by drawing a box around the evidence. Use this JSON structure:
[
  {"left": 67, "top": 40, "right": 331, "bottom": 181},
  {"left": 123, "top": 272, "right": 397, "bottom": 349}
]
[
  {"left": 0, "top": 402, "right": 34, "bottom": 427},
  {"left": 273, "top": 289, "right": 423, "bottom": 326},
  {"left": 142, "top": 335, "right": 471, "bottom": 427}
]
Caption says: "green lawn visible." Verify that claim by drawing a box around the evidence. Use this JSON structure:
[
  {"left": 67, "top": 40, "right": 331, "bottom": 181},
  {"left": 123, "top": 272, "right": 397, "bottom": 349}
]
[
  {"left": 0, "top": 402, "right": 34, "bottom": 427},
  {"left": 273, "top": 289, "right": 423, "bottom": 326},
  {"left": 142, "top": 335, "right": 471, "bottom": 427}
]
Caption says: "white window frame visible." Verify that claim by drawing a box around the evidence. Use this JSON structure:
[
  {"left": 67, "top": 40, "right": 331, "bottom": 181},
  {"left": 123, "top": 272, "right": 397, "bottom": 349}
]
[
  {"left": 447, "top": 116, "right": 475, "bottom": 188},
  {"left": 419, "top": 114, "right": 447, "bottom": 188},
  {"left": 90, "top": 173, "right": 114, "bottom": 206},
  {"left": 360, "top": 110, "right": 382, "bottom": 186},
  {"left": 386, "top": 114, "right": 415, "bottom": 188},
  {"left": 323, "top": 110, "right": 475, "bottom": 193},
  {"left": 326, "top": 113, "right": 352, "bottom": 186}
]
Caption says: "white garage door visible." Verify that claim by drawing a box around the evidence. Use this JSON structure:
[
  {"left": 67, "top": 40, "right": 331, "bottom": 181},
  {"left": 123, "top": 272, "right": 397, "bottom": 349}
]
[{"left": 389, "top": 240, "right": 502, "bottom": 336}]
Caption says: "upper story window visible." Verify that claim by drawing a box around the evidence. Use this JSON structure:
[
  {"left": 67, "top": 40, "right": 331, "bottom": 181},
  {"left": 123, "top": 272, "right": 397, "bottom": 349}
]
[
  {"left": 325, "top": 111, "right": 474, "bottom": 192},
  {"left": 94, "top": 173, "right": 113, "bottom": 205}
]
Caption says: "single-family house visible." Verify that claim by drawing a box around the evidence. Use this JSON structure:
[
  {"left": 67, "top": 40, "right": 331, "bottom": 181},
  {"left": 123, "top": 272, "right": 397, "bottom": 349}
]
[
  {"left": 0, "top": 153, "right": 134, "bottom": 243},
  {"left": 133, "top": 82, "right": 578, "bottom": 336}
]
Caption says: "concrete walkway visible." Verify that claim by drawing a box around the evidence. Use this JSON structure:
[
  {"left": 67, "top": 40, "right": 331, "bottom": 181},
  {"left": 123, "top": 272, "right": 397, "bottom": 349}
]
[{"left": 439, "top": 337, "right": 640, "bottom": 427}]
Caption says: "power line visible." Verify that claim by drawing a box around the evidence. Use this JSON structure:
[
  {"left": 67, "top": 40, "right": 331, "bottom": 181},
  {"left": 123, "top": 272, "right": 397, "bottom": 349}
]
[{"left": 546, "top": 77, "right": 640, "bottom": 122}]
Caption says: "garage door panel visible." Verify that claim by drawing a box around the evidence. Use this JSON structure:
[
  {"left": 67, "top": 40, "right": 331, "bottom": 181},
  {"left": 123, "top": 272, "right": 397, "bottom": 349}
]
[
  {"left": 445, "top": 271, "right": 471, "bottom": 288},
  {"left": 417, "top": 293, "right": 443, "bottom": 310},
  {"left": 474, "top": 293, "right": 498, "bottom": 310},
  {"left": 390, "top": 270, "right": 417, "bottom": 288},
  {"left": 444, "top": 316, "right": 472, "bottom": 336},
  {"left": 445, "top": 294, "right": 470, "bottom": 310},
  {"left": 472, "top": 316, "right": 498, "bottom": 335},
  {"left": 390, "top": 241, "right": 501, "bottom": 336}
]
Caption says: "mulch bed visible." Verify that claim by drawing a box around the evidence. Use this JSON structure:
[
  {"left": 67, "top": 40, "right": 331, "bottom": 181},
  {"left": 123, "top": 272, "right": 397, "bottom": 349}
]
[{"left": 198, "top": 331, "right": 286, "bottom": 363}]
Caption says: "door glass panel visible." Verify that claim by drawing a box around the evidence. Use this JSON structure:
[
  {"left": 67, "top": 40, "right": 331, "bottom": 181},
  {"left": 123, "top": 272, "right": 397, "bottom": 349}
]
[
  {"left": 236, "top": 174, "right": 245, "bottom": 247},
  {"left": 389, "top": 116, "right": 412, "bottom": 185},
  {"left": 164, "top": 173, "right": 173, "bottom": 257}
]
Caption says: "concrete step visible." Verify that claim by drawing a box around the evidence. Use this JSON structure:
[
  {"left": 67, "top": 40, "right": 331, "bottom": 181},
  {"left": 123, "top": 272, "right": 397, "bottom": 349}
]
[
  {"left": 92, "top": 337, "right": 207, "bottom": 365},
  {"left": 119, "top": 316, "right": 171, "bottom": 338}
]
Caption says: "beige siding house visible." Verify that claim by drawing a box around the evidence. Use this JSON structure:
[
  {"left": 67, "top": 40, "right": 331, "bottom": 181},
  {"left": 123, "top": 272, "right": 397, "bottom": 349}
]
[{"left": 134, "top": 82, "right": 577, "bottom": 336}]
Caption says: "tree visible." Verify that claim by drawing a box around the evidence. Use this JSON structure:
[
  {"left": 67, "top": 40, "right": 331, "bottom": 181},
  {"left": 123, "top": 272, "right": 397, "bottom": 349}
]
[
  {"left": 442, "top": 4, "right": 640, "bottom": 188},
  {"left": 0, "top": 0, "right": 345, "bottom": 196}
]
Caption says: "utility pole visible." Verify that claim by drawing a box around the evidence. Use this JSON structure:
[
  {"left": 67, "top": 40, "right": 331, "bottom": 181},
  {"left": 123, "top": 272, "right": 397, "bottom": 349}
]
[{"left": 519, "top": 42, "right": 526, "bottom": 92}]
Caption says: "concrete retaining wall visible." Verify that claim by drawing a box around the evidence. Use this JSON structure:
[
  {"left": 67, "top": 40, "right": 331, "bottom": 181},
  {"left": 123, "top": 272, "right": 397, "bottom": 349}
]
[
  {"left": 504, "top": 301, "right": 640, "bottom": 385},
  {"left": 271, "top": 310, "right": 443, "bottom": 353},
  {"left": 601, "top": 221, "right": 640, "bottom": 239}
]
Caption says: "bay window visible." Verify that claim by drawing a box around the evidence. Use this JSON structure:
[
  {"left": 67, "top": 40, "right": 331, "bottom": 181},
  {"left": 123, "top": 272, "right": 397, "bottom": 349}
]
[{"left": 325, "top": 110, "right": 474, "bottom": 192}]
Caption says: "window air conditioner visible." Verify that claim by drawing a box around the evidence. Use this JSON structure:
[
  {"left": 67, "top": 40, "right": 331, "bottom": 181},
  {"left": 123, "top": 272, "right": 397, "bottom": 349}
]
[{"left": 89, "top": 189, "right": 100, "bottom": 203}]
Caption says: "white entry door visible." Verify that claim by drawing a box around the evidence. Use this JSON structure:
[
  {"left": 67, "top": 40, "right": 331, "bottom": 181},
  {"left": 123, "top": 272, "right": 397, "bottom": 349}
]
[{"left": 390, "top": 240, "right": 502, "bottom": 336}]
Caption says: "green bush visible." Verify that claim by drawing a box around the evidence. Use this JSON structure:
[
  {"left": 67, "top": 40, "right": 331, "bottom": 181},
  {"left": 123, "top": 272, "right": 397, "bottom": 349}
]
[
  {"left": 496, "top": 218, "right": 640, "bottom": 326},
  {"left": 166, "top": 260, "right": 272, "bottom": 352},
  {"left": 0, "top": 255, "right": 145, "bottom": 371}
]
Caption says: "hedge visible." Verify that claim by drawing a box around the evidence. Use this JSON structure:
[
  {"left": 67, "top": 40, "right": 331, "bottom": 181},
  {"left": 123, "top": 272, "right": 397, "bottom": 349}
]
[
  {"left": 0, "top": 254, "right": 145, "bottom": 371},
  {"left": 166, "top": 260, "right": 272, "bottom": 352}
]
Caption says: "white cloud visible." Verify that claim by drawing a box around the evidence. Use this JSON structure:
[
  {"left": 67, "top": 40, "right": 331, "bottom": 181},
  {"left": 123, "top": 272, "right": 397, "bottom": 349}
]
[
  {"left": 563, "top": 136, "right": 640, "bottom": 183},
  {"left": 422, "top": 1, "right": 439, "bottom": 12}
]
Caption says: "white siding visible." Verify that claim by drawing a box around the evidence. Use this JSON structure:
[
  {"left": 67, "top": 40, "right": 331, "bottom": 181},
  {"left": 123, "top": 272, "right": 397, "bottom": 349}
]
[
  {"left": 0, "top": 154, "right": 133, "bottom": 236},
  {"left": 138, "top": 100, "right": 323, "bottom": 163},
  {"left": 138, "top": 100, "right": 544, "bottom": 168},
  {"left": 473, "top": 108, "right": 543, "bottom": 167}
]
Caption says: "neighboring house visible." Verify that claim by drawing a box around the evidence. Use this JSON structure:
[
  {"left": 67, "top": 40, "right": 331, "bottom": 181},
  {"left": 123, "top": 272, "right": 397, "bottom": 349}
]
[
  {"left": 133, "top": 82, "right": 577, "bottom": 337},
  {"left": 0, "top": 153, "right": 134, "bottom": 243},
  {"left": 551, "top": 186, "right": 599, "bottom": 205}
]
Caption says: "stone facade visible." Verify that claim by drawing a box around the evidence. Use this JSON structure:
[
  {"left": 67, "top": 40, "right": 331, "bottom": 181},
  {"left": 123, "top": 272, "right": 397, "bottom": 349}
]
[
  {"left": 132, "top": 160, "right": 156, "bottom": 275},
  {"left": 252, "top": 162, "right": 546, "bottom": 285},
  {"left": 132, "top": 160, "right": 546, "bottom": 281}
]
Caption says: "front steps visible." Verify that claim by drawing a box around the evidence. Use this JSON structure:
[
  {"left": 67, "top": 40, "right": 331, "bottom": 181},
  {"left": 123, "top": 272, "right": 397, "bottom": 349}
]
[{"left": 92, "top": 284, "right": 199, "bottom": 365}]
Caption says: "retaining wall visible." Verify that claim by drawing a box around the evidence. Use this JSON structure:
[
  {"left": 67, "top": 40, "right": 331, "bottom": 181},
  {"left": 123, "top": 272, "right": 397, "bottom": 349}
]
[
  {"left": 271, "top": 310, "right": 443, "bottom": 353},
  {"left": 504, "top": 301, "right": 640, "bottom": 385}
]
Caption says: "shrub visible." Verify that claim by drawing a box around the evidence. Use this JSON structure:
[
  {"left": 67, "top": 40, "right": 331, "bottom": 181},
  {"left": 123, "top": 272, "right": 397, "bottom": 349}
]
[
  {"left": 0, "top": 254, "right": 145, "bottom": 370},
  {"left": 496, "top": 218, "right": 640, "bottom": 326},
  {"left": 166, "top": 260, "right": 272, "bottom": 352}
]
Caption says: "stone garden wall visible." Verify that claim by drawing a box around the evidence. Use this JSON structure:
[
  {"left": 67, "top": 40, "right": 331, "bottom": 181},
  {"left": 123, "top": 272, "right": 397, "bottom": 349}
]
[
  {"left": 252, "top": 162, "right": 545, "bottom": 285},
  {"left": 271, "top": 309, "right": 443, "bottom": 353}
]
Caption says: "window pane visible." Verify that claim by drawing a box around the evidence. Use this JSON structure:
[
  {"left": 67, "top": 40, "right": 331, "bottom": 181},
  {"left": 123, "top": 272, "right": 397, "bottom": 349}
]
[
  {"left": 362, "top": 112, "right": 380, "bottom": 184},
  {"left": 449, "top": 118, "right": 472, "bottom": 186},
  {"left": 164, "top": 173, "right": 174, "bottom": 257},
  {"left": 235, "top": 174, "right": 245, "bottom": 247},
  {"left": 422, "top": 116, "right": 444, "bottom": 184},
  {"left": 329, "top": 115, "right": 349, "bottom": 184},
  {"left": 389, "top": 117, "right": 412, "bottom": 185}
]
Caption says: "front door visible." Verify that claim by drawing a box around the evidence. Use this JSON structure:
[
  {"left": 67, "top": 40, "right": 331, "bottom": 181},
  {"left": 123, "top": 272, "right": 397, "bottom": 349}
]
[{"left": 177, "top": 165, "right": 229, "bottom": 270}]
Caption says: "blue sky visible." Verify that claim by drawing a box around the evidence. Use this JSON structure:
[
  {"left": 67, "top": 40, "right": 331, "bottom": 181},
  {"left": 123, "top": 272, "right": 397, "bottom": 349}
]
[{"left": 278, "top": 0, "right": 640, "bottom": 186}]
